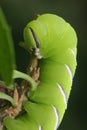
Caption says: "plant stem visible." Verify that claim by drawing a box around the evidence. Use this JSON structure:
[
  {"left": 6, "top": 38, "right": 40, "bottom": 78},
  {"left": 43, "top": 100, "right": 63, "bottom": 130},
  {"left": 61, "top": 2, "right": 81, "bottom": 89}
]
[{"left": 13, "top": 70, "right": 37, "bottom": 91}]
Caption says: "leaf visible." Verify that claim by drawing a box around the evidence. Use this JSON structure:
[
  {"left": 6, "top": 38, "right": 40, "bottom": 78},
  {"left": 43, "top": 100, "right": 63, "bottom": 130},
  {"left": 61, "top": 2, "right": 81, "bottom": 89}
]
[
  {"left": 0, "top": 8, "right": 16, "bottom": 87},
  {"left": 13, "top": 70, "right": 37, "bottom": 91},
  {"left": 0, "top": 92, "right": 16, "bottom": 106}
]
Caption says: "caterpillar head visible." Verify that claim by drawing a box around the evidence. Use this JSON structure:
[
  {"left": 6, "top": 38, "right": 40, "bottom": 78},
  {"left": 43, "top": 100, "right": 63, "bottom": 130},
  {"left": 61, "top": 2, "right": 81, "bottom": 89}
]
[{"left": 24, "top": 15, "right": 49, "bottom": 59}]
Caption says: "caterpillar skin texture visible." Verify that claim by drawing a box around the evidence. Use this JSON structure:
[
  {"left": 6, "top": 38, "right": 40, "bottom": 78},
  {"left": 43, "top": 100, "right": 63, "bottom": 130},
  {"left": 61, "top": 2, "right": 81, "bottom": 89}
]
[{"left": 4, "top": 14, "right": 77, "bottom": 130}]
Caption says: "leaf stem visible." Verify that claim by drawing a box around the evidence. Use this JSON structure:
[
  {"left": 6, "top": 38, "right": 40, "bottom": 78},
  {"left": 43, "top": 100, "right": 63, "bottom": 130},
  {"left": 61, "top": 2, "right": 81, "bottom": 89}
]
[
  {"left": 13, "top": 70, "right": 37, "bottom": 91},
  {"left": 0, "top": 92, "right": 16, "bottom": 106}
]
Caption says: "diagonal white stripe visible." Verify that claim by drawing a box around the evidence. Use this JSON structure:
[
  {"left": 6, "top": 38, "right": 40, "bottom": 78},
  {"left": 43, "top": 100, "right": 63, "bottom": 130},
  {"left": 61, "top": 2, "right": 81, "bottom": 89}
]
[
  {"left": 39, "top": 125, "right": 42, "bottom": 130},
  {"left": 70, "top": 49, "right": 76, "bottom": 58},
  {"left": 57, "top": 83, "right": 67, "bottom": 106},
  {"left": 52, "top": 105, "right": 59, "bottom": 130},
  {"left": 65, "top": 64, "right": 72, "bottom": 83}
]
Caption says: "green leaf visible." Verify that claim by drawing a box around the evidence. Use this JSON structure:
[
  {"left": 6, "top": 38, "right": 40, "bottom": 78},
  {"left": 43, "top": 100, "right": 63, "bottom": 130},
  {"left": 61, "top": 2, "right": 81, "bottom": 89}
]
[
  {"left": 13, "top": 70, "right": 37, "bottom": 91},
  {"left": 0, "top": 92, "right": 16, "bottom": 106},
  {"left": 0, "top": 8, "right": 16, "bottom": 87}
]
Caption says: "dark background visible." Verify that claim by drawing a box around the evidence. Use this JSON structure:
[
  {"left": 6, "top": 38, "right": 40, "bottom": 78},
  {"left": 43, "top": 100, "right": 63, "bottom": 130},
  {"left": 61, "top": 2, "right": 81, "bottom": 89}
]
[{"left": 0, "top": 0, "right": 87, "bottom": 130}]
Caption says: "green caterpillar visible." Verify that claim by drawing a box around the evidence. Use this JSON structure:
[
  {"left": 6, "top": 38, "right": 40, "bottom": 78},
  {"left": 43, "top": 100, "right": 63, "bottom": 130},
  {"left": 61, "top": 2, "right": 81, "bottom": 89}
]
[{"left": 4, "top": 14, "right": 77, "bottom": 130}]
